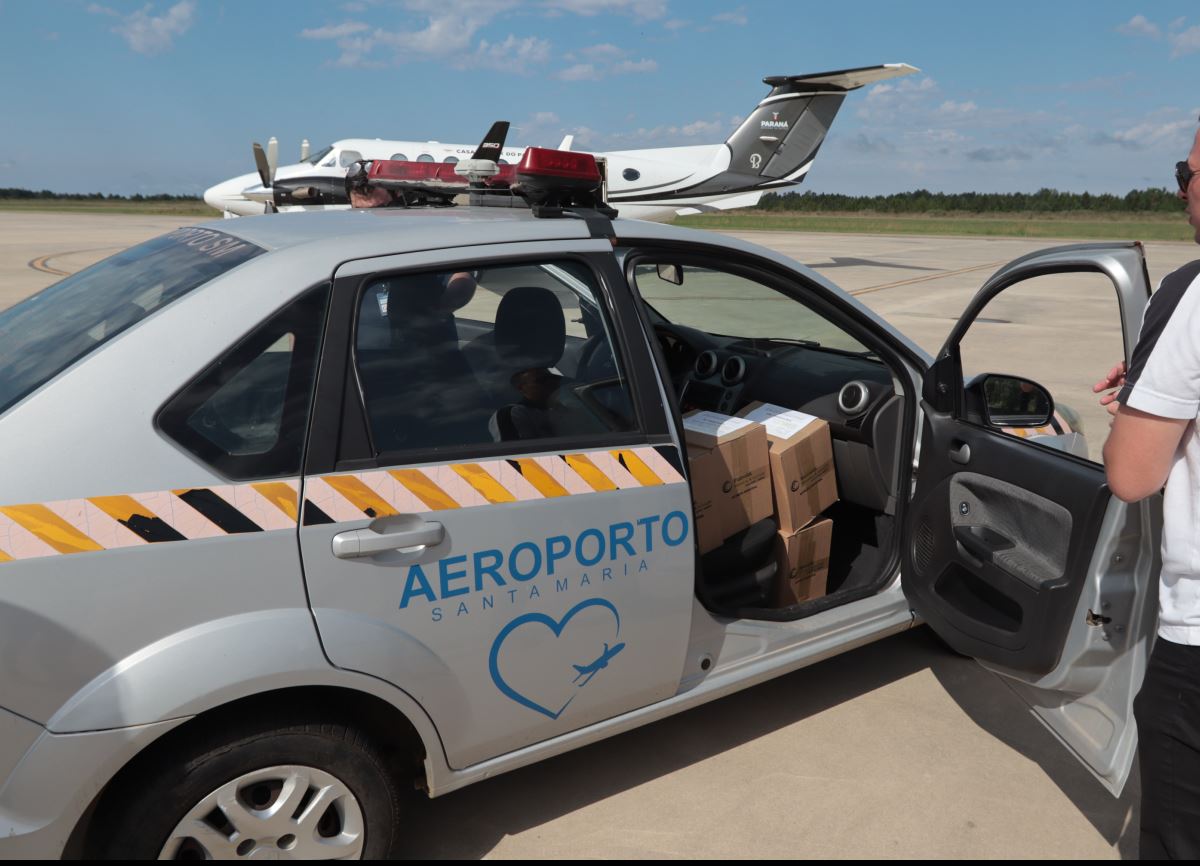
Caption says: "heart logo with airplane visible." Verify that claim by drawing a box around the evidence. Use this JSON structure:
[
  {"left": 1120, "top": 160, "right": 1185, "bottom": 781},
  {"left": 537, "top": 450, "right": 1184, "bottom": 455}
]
[{"left": 488, "top": 598, "right": 625, "bottom": 720}]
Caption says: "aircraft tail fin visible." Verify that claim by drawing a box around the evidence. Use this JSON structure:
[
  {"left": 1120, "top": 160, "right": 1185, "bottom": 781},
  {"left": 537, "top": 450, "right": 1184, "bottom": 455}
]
[
  {"left": 471, "top": 121, "right": 511, "bottom": 161},
  {"left": 724, "top": 63, "right": 918, "bottom": 187}
]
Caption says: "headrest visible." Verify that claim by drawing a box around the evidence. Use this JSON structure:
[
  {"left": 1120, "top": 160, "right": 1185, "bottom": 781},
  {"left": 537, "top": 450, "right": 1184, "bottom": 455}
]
[
  {"left": 495, "top": 286, "right": 566, "bottom": 370},
  {"left": 383, "top": 271, "right": 478, "bottom": 336}
]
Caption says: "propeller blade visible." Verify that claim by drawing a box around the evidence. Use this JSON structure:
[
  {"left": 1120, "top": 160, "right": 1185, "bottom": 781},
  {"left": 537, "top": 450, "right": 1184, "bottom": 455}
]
[
  {"left": 267, "top": 137, "right": 279, "bottom": 182},
  {"left": 252, "top": 142, "right": 271, "bottom": 188}
]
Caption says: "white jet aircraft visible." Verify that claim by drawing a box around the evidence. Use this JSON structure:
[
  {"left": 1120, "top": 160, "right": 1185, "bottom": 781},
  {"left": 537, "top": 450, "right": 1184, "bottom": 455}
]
[{"left": 203, "top": 63, "right": 916, "bottom": 221}]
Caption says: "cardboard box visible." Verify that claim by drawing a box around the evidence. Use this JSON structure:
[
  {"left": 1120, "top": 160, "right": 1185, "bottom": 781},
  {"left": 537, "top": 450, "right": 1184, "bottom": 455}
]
[
  {"left": 737, "top": 401, "right": 838, "bottom": 534},
  {"left": 687, "top": 448, "right": 725, "bottom": 554},
  {"left": 683, "top": 411, "right": 773, "bottom": 542},
  {"left": 775, "top": 518, "right": 832, "bottom": 606}
]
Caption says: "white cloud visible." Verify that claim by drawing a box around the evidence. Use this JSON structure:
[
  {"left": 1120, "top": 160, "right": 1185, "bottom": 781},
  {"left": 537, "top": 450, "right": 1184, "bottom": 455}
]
[
  {"left": 1169, "top": 25, "right": 1200, "bottom": 57},
  {"left": 1099, "top": 115, "right": 1197, "bottom": 149},
  {"left": 1114, "top": 14, "right": 1200, "bottom": 58},
  {"left": 300, "top": 21, "right": 370, "bottom": 39},
  {"left": 1116, "top": 14, "right": 1160, "bottom": 38},
  {"left": 89, "top": 1, "right": 196, "bottom": 55},
  {"left": 612, "top": 58, "right": 656, "bottom": 74},
  {"left": 300, "top": 1, "right": 554, "bottom": 71},
  {"left": 543, "top": 0, "right": 668, "bottom": 19},
  {"left": 470, "top": 34, "right": 550, "bottom": 71},
  {"left": 712, "top": 6, "right": 747, "bottom": 26},
  {"left": 581, "top": 42, "right": 623, "bottom": 59},
  {"left": 663, "top": 18, "right": 689, "bottom": 30},
  {"left": 558, "top": 62, "right": 600, "bottom": 81},
  {"left": 937, "top": 99, "right": 977, "bottom": 116}
]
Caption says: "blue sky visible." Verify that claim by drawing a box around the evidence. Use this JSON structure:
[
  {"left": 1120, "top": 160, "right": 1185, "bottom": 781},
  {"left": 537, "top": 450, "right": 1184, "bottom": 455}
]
[{"left": 1, "top": 0, "right": 1198, "bottom": 196}]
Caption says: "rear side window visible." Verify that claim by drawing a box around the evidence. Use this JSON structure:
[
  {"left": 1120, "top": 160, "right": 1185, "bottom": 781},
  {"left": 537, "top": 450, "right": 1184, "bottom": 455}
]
[
  {"left": 0, "top": 227, "right": 262, "bottom": 417},
  {"left": 159, "top": 284, "right": 330, "bottom": 480},
  {"left": 353, "top": 260, "right": 637, "bottom": 457}
]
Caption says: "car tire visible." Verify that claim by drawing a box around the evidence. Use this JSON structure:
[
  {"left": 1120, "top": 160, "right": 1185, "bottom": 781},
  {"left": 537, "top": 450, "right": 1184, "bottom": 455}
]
[{"left": 91, "top": 716, "right": 403, "bottom": 860}]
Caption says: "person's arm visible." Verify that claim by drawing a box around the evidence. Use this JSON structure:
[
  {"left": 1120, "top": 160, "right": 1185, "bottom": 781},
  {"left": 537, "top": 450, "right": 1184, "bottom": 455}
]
[
  {"left": 1102, "top": 406, "right": 1189, "bottom": 501},
  {"left": 1100, "top": 264, "right": 1200, "bottom": 501}
]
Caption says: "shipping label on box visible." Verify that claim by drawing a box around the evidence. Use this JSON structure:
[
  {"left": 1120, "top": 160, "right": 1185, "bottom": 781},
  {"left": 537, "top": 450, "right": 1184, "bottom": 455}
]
[
  {"left": 683, "top": 411, "right": 772, "bottom": 541},
  {"left": 738, "top": 402, "right": 839, "bottom": 534},
  {"left": 774, "top": 518, "right": 832, "bottom": 607}
]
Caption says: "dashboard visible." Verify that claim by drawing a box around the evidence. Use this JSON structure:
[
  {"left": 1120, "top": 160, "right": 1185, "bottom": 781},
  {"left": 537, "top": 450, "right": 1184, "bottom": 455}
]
[{"left": 657, "top": 323, "right": 903, "bottom": 512}]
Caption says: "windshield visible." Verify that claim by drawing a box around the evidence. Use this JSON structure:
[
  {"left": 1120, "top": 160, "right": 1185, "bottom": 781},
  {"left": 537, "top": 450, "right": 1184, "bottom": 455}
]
[
  {"left": 633, "top": 264, "right": 869, "bottom": 353},
  {"left": 306, "top": 145, "right": 334, "bottom": 165},
  {"left": 0, "top": 227, "right": 263, "bottom": 417}
]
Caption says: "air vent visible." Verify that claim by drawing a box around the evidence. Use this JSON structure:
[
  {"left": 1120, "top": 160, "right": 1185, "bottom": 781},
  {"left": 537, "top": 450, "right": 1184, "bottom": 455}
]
[
  {"left": 694, "top": 350, "right": 719, "bottom": 378},
  {"left": 721, "top": 356, "right": 747, "bottom": 385},
  {"left": 838, "top": 380, "right": 870, "bottom": 416}
]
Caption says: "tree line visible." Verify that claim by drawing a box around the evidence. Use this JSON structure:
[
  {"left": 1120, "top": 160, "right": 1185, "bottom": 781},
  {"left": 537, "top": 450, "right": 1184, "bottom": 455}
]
[
  {"left": 756, "top": 187, "right": 1183, "bottom": 214},
  {"left": 0, "top": 188, "right": 201, "bottom": 202}
]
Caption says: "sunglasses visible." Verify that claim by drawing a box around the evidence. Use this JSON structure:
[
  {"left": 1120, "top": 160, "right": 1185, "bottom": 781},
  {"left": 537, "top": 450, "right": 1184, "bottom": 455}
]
[{"left": 1177, "top": 161, "right": 1196, "bottom": 194}]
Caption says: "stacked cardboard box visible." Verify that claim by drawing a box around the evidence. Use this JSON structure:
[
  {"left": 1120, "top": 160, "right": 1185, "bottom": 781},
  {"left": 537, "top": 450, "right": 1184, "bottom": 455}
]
[
  {"left": 682, "top": 411, "right": 772, "bottom": 554},
  {"left": 736, "top": 402, "right": 839, "bottom": 606}
]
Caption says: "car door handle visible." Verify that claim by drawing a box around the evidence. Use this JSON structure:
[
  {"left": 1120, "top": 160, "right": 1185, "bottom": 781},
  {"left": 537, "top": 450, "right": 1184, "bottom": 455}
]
[
  {"left": 949, "top": 441, "right": 971, "bottom": 464},
  {"left": 332, "top": 521, "right": 445, "bottom": 559}
]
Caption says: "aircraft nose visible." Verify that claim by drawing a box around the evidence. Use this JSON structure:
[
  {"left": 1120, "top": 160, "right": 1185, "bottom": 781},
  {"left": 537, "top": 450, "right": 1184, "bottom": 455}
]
[{"left": 203, "top": 173, "right": 265, "bottom": 216}]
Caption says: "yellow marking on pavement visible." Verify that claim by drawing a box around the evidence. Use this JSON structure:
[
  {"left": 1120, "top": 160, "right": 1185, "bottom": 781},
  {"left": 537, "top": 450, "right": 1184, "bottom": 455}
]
[{"left": 849, "top": 260, "right": 1005, "bottom": 296}]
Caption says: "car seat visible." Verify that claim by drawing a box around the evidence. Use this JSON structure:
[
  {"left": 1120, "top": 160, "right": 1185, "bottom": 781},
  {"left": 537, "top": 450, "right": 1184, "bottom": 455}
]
[{"left": 356, "top": 272, "right": 492, "bottom": 452}]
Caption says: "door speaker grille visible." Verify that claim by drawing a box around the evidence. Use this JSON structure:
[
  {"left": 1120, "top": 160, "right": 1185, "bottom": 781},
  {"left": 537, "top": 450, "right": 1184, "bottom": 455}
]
[{"left": 914, "top": 521, "right": 935, "bottom": 574}]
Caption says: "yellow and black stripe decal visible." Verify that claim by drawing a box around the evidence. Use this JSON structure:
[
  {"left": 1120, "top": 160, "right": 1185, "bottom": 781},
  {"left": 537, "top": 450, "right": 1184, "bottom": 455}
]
[{"left": 0, "top": 446, "right": 683, "bottom": 562}]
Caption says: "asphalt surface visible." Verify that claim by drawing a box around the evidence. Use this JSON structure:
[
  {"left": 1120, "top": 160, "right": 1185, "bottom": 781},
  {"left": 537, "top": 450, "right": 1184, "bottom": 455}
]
[{"left": 5, "top": 211, "right": 1195, "bottom": 858}]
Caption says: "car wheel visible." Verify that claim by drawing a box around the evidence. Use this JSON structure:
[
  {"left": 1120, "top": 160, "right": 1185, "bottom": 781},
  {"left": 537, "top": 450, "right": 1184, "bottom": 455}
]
[{"left": 92, "top": 719, "right": 402, "bottom": 860}]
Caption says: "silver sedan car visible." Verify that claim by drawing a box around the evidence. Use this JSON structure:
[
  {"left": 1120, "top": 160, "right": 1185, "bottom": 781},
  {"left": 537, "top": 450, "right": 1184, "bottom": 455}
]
[{"left": 0, "top": 199, "right": 1158, "bottom": 858}]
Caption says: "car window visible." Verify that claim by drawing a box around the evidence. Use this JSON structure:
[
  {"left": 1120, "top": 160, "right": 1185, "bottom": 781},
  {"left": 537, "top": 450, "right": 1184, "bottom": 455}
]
[
  {"left": 632, "top": 264, "right": 869, "bottom": 354},
  {"left": 0, "top": 227, "right": 263, "bottom": 418},
  {"left": 958, "top": 271, "right": 1122, "bottom": 464},
  {"left": 159, "top": 283, "right": 329, "bottom": 480},
  {"left": 353, "top": 260, "right": 636, "bottom": 456}
]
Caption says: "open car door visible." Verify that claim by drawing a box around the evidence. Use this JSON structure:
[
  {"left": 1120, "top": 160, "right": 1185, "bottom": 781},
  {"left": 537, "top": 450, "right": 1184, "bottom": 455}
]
[{"left": 904, "top": 242, "right": 1159, "bottom": 795}]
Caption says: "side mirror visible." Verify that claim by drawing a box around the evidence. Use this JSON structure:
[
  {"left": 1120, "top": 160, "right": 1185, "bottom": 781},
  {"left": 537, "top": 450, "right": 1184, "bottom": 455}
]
[
  {"left": 978, "top": 374, "right": 1054, "bottom": 429},
  {"left": 656, "top": 264, "right": 684, "bottom": 285}
]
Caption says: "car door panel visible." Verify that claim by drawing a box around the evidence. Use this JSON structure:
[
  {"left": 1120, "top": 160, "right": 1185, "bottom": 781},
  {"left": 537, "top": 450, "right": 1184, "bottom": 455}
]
[
  {"left": 907, "top": 421, "right": 1109, "bottom": 670},
  {"left": 298, "top": 245, "right": 697, "bottom": 770},
  {"left": 905, "top": 243, "right": 1156, "bottom": 794}
]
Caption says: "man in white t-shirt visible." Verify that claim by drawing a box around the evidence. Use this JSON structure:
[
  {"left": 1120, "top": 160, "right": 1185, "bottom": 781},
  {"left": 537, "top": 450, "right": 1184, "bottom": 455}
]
[{"left": 1095, "top": 122, "right": 1200, "bottom": 860}]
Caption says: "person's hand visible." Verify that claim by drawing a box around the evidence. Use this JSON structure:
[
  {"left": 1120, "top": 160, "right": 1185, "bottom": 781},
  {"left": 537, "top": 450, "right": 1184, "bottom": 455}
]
[{"left": 1093, "top": 360, "right": 1127, "bottom": 416}]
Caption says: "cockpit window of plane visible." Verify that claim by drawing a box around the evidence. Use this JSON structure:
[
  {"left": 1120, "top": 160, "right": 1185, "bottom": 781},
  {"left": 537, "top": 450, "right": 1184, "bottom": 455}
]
[
  {"left": 306, "top": 145, "right": 335, "bottom": 165},
  {"left": 390, "top": 153, "right": 409, "bottom": 161},
  {"left": 416, "top": 154, "right": 434, "bottom": 163},
  {"left": 339, "top": 150, "right": 363, "bottom": 168}
]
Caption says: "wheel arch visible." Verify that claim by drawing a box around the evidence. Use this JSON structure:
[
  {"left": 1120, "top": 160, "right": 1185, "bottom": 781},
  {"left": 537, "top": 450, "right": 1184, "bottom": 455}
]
[{"left": 69, "top": 684, "right": 435, "bottom": 856}]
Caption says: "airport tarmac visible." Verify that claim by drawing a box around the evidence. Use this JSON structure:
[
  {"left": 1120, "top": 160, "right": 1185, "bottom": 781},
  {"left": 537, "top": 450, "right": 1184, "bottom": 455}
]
[{"left": 5, "top": 212, "right": 1194, "bottom": 858}]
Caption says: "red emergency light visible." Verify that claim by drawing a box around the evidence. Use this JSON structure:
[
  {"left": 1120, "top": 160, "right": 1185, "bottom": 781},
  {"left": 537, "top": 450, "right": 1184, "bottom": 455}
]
[{"left": 516, "top": 148, "right": 602, "bottom": 182}]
